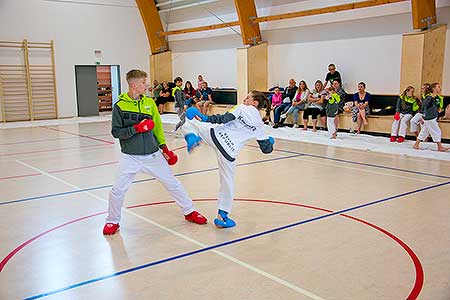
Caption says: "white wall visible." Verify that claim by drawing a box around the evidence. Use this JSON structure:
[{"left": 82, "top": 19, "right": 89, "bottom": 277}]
[
  {"left": 172, "top": 48, "right": 238, "bottom": 89},
  {"left": 168, "top": 3, "right": 450, "bottom": 95},
  {"left": 268, "top": 34, "right": 402, "bottom": 94},
  {"left": 1, "top": 0, "right": 449, "bottom": 120},
  {"left": 0, "top": 0, "right": 150, "bottom": 118}
]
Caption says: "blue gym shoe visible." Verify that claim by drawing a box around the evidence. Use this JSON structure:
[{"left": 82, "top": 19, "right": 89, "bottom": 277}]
[
  {"left": 184, "top": 133, "right": 202, "bottom": 153},
  {"left": 214, "top": 209, "right": 236, "bottom": 228}
]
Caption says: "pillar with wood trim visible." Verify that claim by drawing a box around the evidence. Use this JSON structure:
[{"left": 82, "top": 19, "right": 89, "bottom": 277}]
[
  {"left": 149, "top": 51, "right": 172, "bottom": 83},
  {"left": 400, "top": 24, "right": 447, "bottom": 93},
  {"left": 136, "top": 0, "right": 172, "bottom": 84},
  {"left": 236, "top": 42, "right": 268, "bottom": 103}
]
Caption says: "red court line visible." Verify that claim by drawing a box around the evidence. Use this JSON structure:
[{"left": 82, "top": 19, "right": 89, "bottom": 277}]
[
  {"left": 0, "top": 161, "right": 118, "bottom": 181},
  {"left": 0, "top": 134, "right": 112, "bottom": 146},
  {"left": 0, "top": 211, "right": 106, "bottom": 273},
  {"left": 41, "top": 126, "right": 115, "bottom": 145},
  {"left": 0, "top": 143, "right": 112, "bottom": 157},
  {"left": 0, "top": 198, "right": 423, "bottom": 300},
  {"left": 49, "top": 161, "right": 118, "bottom": 174},
  {"left": 0, "top": 146, "right": 186, "bottom": 180},
  {"left": 0, "top": 173, "right": 42, "bottom": 181}
]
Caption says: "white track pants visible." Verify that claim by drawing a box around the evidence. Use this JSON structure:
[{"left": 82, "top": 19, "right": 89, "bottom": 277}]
[
  {"left": 184, "top": 120, "right": 236, "bottom": 213},
  {"left": 410, "top": 113, "right": 423, "bottom": 133},
  {"left": 391, "top": 113, "right": 412, "bottom": 137},
  {"left": 106, "top": 151, "right": 194, "bottom": 224},
  {"left": 418, "top": 118, "right": 442, "bottom": 143},
  {"left": 326, "top": 117, "right": 336, "bottom": 136}
]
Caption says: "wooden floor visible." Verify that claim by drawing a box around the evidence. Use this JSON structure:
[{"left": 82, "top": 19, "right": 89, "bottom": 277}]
[{"left": 0, "top": 121, "right": 449, "bottom": 300}]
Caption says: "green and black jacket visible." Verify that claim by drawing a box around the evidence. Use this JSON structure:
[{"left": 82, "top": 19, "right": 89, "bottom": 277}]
[
  {"left": 111, "top": 93, "right": 166, "bottom": 155},
  {"left": 172, "top": 86, "right": 186, "bottom": 108},
  {"left": 396, "top": 95, "right": 419, "bottom": 115},
  {"left": 326, "top": 93, "right": 341, "bottom": 117},
  {"left": 422, "top": 95, "right": 442, "bottom": 121}
]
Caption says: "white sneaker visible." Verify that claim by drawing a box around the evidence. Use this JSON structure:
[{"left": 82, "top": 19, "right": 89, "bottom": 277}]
[
  {"left": 280, "top": 113, "right": 287, "bottom": 119},
  {"left": 293, "top": 124, "right": 299, "bottom": 128}
]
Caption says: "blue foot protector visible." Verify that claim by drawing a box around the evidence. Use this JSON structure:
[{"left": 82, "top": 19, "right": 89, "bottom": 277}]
[
  {"left": 184, "top": 133, "right": 202, "bottom": 153},
  {"left": 214, "top": 209, "right": 236, "bottom": 228}
]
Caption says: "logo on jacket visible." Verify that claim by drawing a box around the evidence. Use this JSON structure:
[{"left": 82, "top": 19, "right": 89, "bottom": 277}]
[{"left": 237, "top": 115, "right": 256, "bottom": 131}]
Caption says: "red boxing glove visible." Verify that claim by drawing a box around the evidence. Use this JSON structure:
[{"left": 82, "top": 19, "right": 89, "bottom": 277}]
[
  {"left": 394, "top": 112, "right": 400, "bottom": 121},
  {"left": 133, "top": 119, "right": 154, "bottom": 133},
  {"left": 162, "top": 145, "right": 178, "bottom": 166}
]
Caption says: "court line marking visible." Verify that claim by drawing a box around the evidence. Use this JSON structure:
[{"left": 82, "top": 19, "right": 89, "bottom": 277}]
[
  {"left": 248, "top": 145, "right": 450, "bottom": 180},
  {"left": 278, "top": 137, "right": 450, "bottom": 166},
  {"left": 16, "top": 159, "right": 325, "bottom": 300},
  {"left": 0, "top": 162, "right": 118, "bottom": 181},
  {"left": 23, "top": 175, "right": 445, "bottom": 300},
  {"left": 0, "top": 134, "right": 111, "bottom": 146},
  {"left": 0, "top": 145, "right": 117, "bottom": 163},
  {"left": 2, "top": 141, "right": 446, "bottom": 206},
  {"left": 242, "top": 146, "right": 440, "bottom": 184},
  {"left": 0, "top": 143, "right": 113, "bottom": 157},
  {"left": 40, "top": 126, "right": 114, "bottom": 145},
  {"left": 291, "top": 155, "right": 439, "bottom": 184},
  {"left": 1, "top": 198, "right": 424, "bottom": 300},
  {"left": 1, "top": 145, "right": 439, "bottom": 183},
  {"left": 0, "top": 154, "right": 302, "bottom": 206},
  {"left": 0, "top": 146, "right": 187, "bottom": 181}
]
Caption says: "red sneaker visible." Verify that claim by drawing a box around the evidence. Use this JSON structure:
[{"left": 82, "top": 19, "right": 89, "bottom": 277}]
[
  {"left": 390, "top": 136, "right": 397, "bottom": 142},
  {"left": 185, "top": 211, "right": 207, "bottom": 224},
  {"left": 397, "top": 136, "right": 405, "bottom": 143},
  {"left": 103, "top": 223, "right": 119, "bottom": 235}
]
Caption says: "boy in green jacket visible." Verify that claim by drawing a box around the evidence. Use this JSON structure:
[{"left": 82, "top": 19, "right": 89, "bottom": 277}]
[{"left": 103, "top": 70, "right": 207, "bottom": 235}]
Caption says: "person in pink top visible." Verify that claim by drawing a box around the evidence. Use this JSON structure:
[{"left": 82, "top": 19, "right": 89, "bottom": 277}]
[
  {"left": 265, "top": 87, "right": 283, "bottom": 125},
  {"left": 271, "top": 87, "right": 283, "bottom": 108},
  {"left": 197, "top": 74, "right": 204, "bottom": 90}
]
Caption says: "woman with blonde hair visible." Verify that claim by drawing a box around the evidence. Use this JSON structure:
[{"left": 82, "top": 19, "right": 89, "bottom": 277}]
[{"left": 390, "top": 86, "right": 419, "bottom": 143}]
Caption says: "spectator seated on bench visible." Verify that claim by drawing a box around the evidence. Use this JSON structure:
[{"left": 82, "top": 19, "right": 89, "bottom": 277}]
[
  {"left": 195, "top": 81, "right": 214, "bottom": 115},
  {"left": 156, "top": 81, "right": 174, "bottom": 114},
  {"left": 280, "top": 80, "right": 310, "bottom": 128},
  {"left": 352, "top": 82, "right": 371, "bottom": 134}
]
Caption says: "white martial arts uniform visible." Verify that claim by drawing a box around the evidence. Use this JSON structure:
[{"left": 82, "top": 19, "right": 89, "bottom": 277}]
[
  {"left": 327, "top": 117, "right": 336, "bottom": 136},
  {"left": 418, "top": 118, "right": 442, "bottom": 143},
  {"left": 184, "top": 104, "right": 270, "bottom": 213},
  {"left": 410, "top": 113, "right": 423, "bottom": 133},
  {"left": 106, "top": 151, "right": 194, "bottom": 224},
  {"left": 391, "top": 113, "right": 413, "bottom": 137}
]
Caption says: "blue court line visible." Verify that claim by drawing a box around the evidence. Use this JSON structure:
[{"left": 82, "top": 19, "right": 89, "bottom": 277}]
[
  {"left": 24, "top": 179, "right": 450, "bottom": 300},
  {"left": 0, "top": 154, "right": 302, "bottom": 206},
  {"left": 247, "top": 145, "right": 450, "bottom": 180}
]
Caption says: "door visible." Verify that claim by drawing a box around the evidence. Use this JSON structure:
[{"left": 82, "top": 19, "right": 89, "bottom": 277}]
[
  {"left": 110, "top": 65, "right": 121, "bottom": 106},
  {"left": 75, "top": 65, "right": 99, "bottom": 117}
]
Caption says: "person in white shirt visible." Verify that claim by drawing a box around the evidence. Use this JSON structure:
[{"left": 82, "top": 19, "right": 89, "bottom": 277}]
[
  {"left": 183, "top": 91, "right": 275, "bottom": 228},
  {"left": 303, "top": 80, "right": 327, "bottom": 131},
  {"left": 280, "top": 80, "right": 310, "bottom": 128}
]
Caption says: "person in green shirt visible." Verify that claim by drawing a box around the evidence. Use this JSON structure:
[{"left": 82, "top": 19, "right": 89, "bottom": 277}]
[{"left": 149, "top": 79, "right": 162, "bottom": 99}]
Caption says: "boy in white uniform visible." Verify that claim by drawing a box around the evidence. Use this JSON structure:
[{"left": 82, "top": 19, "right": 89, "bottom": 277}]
[
  {"left": 184, "top": 90, "right": 274, "bottom": 228},
  {"left": 103, "top": 70, "right": 207, "bottom": 235}
]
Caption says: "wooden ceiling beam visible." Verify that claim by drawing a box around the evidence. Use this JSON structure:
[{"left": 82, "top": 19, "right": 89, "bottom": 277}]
[
  {"left": 159, "top": 21, "right": 240, "bottom": 36},
  {"left": 136, "top": 0, "right": 168, "bottom": 54},
  {"left": 411, "top": 0, "right": 437, "bottom": 30},
  {"left": 160, "top": 0, "right": 408, "bottom": 37},
  {"left": 233, "top": 0, "right": 262, "bottom": 46},
  {"left": 253, "top": 0, "right": 407, "bottom": 23}
]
